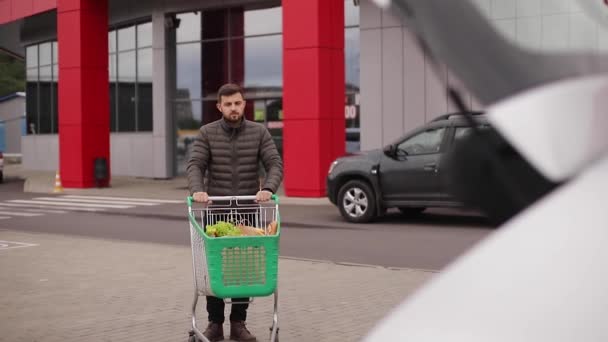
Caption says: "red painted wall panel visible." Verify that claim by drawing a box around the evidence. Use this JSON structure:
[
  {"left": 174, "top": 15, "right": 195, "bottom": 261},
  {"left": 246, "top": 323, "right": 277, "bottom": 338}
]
[
  {"left": 58, "top": 0, "right": 109, "bottom": 188},
  {"left": 34, "top": 0, "right": 56, "bottom": 13},
  {"left": 282, "top": 0, "right": 320, "bottom": 49},
  {"left": 11, "top": 0, "right": 34, "bottom": 20},
  {"left": 0, "top": 1, "right": 11, "bottom": 23},
  {"left": 0, "top": 0, "right": 57, "bottom": 25},
  {"left": 283, "top": 0, "right": 345, "bottom": 197}
]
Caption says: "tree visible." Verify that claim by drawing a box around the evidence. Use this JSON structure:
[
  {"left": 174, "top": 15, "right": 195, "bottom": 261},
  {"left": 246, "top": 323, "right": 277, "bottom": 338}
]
[{"left": 0, "top": 54, "right": 25, "bottom": 97}]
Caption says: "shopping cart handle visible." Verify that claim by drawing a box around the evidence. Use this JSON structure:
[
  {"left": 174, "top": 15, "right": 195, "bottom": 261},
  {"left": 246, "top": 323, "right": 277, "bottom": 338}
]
[{"left": 187, "top": 194, "right": 279, "bottom": 206}]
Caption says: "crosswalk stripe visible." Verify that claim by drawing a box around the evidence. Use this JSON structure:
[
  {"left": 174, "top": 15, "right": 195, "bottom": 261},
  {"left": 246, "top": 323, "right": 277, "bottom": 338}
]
[
  {"left": 0, "top": 205, "right": 67, "bottom": 214},
  {"left": 0, "top": 211, "right": 44, "bottom": 217},
  {"left": 0, "top": 202, "right": 105, "bottom": 212},
  {"left": 37, "top": 197, "right": 159, "bottom": 206},
  {"left": 0, "top": 216, "right": 9, "bottom": 220},
  {"left": 61, "top": 195, "right": 183, "bottom": 204},
  {"left": 8, "top": 200, "right": 132, "bottom": 209}
]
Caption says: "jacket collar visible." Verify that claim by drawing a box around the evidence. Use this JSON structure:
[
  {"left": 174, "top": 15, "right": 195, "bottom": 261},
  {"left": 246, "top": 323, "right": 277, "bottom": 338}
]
[{"left": 220, "top": 117, "right": 246, "bottom": 133}]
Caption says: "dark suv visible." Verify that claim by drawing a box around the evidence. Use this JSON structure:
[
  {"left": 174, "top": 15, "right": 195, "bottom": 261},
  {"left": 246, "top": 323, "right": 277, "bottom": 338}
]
[{"left": 326, "top": 112, "right": 489, "bottom": 223}]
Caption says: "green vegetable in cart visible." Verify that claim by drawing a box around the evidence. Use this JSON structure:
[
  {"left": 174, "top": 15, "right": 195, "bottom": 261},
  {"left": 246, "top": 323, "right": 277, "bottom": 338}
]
[{"left": 205, "top": 221, "right": 243, "bottom": 237}]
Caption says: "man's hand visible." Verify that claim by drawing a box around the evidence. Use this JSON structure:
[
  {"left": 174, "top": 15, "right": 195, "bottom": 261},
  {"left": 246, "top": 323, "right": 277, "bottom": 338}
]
[
  {"left": 193, "top": 192, "right": 211, "bottom": 204},
  {"left": 256, "top": 190, "right": 273, "bottom": 202}
]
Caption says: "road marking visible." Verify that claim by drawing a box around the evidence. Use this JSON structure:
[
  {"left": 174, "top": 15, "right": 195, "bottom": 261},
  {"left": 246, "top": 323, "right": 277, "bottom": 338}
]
[
  {"left": 36, "top": 197, "right": 160, "bottom": 206},
  {"left": 8, "top": 200, "right": 133, "bottom": 209},
  {"left": 0, "top": 216, "right": 9, "bottom": 220},
  {"left": 61, "top": 195, "right": 183, "bottom": 204},
  {"left": 0, "top": 211, "right": 44, "bottom": 217},
  {"left": 0, "top": 240, "right": 39, "bottom": 250},
  {"left": 0, "top": 204, "right": 67, "bottom": 214},
  {"left": 0, "top": 202, "right": 105, "bottom": 212}
]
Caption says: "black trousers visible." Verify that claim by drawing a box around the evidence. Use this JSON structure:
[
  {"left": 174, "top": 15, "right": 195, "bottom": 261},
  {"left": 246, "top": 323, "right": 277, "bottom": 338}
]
[{"left": 206, "top": 296, "right": 250, "bottom": 323}]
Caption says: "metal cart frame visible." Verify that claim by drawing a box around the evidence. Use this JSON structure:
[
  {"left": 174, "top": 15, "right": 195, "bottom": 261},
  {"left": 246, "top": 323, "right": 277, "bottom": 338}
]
[{"left": 187, "top": 195, "right": 280, "bottom": 342}]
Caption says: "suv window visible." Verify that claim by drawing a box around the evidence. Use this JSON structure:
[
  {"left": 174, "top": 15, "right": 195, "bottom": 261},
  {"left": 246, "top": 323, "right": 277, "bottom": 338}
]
[
  {"left": 397, "top": 127, "right": 446, "bottom": 155},
  {"left": 454, "top": 125, "right": 491, "bottom": 142}
]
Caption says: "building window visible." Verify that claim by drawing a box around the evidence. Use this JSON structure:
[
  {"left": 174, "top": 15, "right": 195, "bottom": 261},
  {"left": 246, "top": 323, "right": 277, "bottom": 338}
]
[
  {"left": 173, "top": 2, "right": 360, "bottom": 172},
  {"left": 25, "top": 42, "right": 59, "bottom": 135},
  {"left": 345, "top": 0, "right": 360, "bottom": 154},
  {"left": 175, "top": 6, "right": 284, "bottom": 126},
  {"left": 108, "top": 20, "right": 153, "bottom": 132}
]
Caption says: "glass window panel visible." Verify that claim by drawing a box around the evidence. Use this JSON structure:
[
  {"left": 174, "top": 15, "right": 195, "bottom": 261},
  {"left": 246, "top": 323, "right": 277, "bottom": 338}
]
[
  {"left": 175, "top": 100, "right": 202, "bottom": 129},
  {"left": 26, "top": 82, "right": 38, "bottom": 134},
  {"left": 177, "top": 12, "right": 201, "bottom": 42},
  {"left": 117, "top": 83, "right": 136, "bottom": 132},
  {"left": 118, "top": 51, "right": 136, "bottom": 82},
  {"left": 52, "top": 64, "right": 58, "bottom": 81},
  {"left": 176, "top": 43, "right": 201, "bottom": 100},
  {"left": 201, "top": 100, "right": 221, "bottom": 125},
  {"left": 345, "top": 0, "right": 360, "bottom": 27},
  {"left": 39, "top": 82, "right": 52, "bottom": 134},
  {"left": 398, "top": 128, "right": 446, "bottom": 155},
  {"left": 202, "top": 8, "right": 229, "bottom": 40},
  {"left": 27, "top": 68, "right": 38, "bottom": 81},
  {"left": 175, "top": 100, "right": 202, "bottom": 174},
  {"left": 109, "top": 54, "right": 117, "bottom": 82},
  {"left": 137, "top": 22, "right": 152, "bottom": 48},
  {"left": 118, "top": 26, "right": 136, "bottom": 51},
  {"left": 39, "top": 66, "right": 52, "bottom": 81},
  {"left": 26, "top": 45, "right": 38, "bottom": 68},
  {"left": 345, "top": 27, "right": 360, "bottom": 89},
  {"left": 109, "top": 30, "right": 116, "bottom": 53},
  {"left": 265, "top": 98, "right": 283, "bottom": 157},
  {"left": 137, "top": 83, "right": 153, "bottom": 131},
  {"left": 253, "top": 100, "right": 265, "bottom": 122},
  {"left": 137, "top": 48, "right": 152, "bottom": 83},
  {"left": 52, "top": 41, "right": 58, "bottom": 64},
  {"left": 39, "top": 42, "right": 52, "bottom": 66},
  {"left": 241, "top": 35, "right": 283, "bottom": 89},
  {"left": 110, "top": 83, "right": 117, "bottom": 132},
  {"left": 201, "top": 40, "right": 230, "bottom": 98},
  {"left": 244, "top": 6, "right": 282, "bottom": 36},
  {"left": 52, "top": 84, "right": 58, "bottom": 133}
]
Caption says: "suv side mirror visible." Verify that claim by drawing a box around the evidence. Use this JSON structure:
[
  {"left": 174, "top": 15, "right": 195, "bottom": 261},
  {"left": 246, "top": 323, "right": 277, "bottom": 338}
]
[{"left": 383, "top": 144, "right": 396, "bottom": 158}]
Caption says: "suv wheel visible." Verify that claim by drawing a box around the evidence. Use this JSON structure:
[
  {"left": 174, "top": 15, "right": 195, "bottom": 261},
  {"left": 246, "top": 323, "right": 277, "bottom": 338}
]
[
  {"left": 398, "top": 207, "right": 426, "bottom": 216},
  {"left": 338, "top": 180, "right": 376, "bottom": 223}
]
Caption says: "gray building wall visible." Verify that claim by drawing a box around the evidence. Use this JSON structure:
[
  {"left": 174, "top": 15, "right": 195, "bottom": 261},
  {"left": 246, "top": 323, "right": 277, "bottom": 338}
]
[
  {"left": 0, "top": 96, "right": 25, "bottom": 154},
  {"left": 358, "top": 0, "right": 608, "bottom": 152},
  {"left": 359, "top": 0, "right": 479, "bottom": 151}
]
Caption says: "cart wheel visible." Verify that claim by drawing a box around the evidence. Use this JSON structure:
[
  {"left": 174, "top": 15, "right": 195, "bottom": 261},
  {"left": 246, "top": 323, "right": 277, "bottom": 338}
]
[
  {"left": 269, "top": 327, "right": 279, "bottom": 342},
  {"left": 188, "top": 330, "right": 198, "bottom": 342}
]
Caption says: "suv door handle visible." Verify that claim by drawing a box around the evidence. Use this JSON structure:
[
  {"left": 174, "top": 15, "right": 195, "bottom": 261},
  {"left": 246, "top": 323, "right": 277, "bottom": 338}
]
[{"left": 423, "top": 163, "right": 437, "bottom": 172}]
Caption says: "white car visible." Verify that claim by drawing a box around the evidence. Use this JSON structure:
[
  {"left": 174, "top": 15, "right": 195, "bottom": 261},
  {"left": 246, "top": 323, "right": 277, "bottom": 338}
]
[{"left": 364, "top": 0, "right": 608, "bottom": 341}]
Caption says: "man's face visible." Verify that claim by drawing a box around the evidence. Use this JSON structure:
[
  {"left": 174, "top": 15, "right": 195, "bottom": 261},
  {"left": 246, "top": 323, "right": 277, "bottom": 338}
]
[{"left": 217, "top": 92, "right": 246, "bottom": 123}]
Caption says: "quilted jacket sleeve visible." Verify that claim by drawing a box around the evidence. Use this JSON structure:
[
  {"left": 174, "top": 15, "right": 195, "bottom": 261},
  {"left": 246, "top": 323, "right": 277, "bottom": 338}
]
[{"left": 186, "top": 127, "right": 210, "bottom": 195}]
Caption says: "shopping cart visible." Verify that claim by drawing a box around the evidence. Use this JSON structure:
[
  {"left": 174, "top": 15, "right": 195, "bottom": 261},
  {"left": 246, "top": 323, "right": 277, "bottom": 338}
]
[{"left": 187, "top": 195, "right": 281, "bottom": 342}]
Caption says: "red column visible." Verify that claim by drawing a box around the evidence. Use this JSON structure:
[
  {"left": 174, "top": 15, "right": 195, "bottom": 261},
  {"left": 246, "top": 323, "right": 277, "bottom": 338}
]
[
  {"left": 283, "top": 0, "right": 345, "bottom": 197},
  {"left": 57, "top": 0, "right": 109, "bottom": 187}
]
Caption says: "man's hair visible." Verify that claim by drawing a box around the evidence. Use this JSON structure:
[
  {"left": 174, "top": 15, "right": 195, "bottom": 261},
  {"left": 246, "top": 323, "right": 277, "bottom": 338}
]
[{"left": 217, "top": 83, "right": 244, "bottom": 103}]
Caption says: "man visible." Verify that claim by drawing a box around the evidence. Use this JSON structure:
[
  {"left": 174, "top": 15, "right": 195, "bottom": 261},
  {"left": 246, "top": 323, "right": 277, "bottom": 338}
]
[{"left": 187, "top": 83, "right": 283, "bottom": 342}]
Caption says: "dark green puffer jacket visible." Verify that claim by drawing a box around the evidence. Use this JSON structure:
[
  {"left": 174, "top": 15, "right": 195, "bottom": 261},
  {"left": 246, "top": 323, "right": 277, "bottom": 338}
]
[{"left": 186, "top": 118, "right": 283, "bottom": 196}]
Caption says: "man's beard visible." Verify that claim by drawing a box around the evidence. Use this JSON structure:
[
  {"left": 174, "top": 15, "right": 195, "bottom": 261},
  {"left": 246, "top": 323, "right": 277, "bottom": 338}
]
[{"left": 225, "top": 112, "right": 242, "bottom": 122}]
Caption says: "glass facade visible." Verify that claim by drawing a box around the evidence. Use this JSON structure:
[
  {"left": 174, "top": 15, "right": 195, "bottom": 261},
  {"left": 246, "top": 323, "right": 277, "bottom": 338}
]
[
  {"left": 25, "top": 42, "right": 58, "bottom": 135},
  {"left": 109, "top": 21, "right": 153, "bottom": 132},
  {"left": 25, "top": 21, "right": 153, "bottom": 135},
  {"left": 174, "top": 1, "right": 361, "bottom": 174}
]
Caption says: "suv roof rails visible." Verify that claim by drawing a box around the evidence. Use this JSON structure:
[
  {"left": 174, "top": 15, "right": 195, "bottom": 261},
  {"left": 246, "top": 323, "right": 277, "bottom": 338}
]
[{"left": 430, "top": 111, "right": 485, "bottom": 123}]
